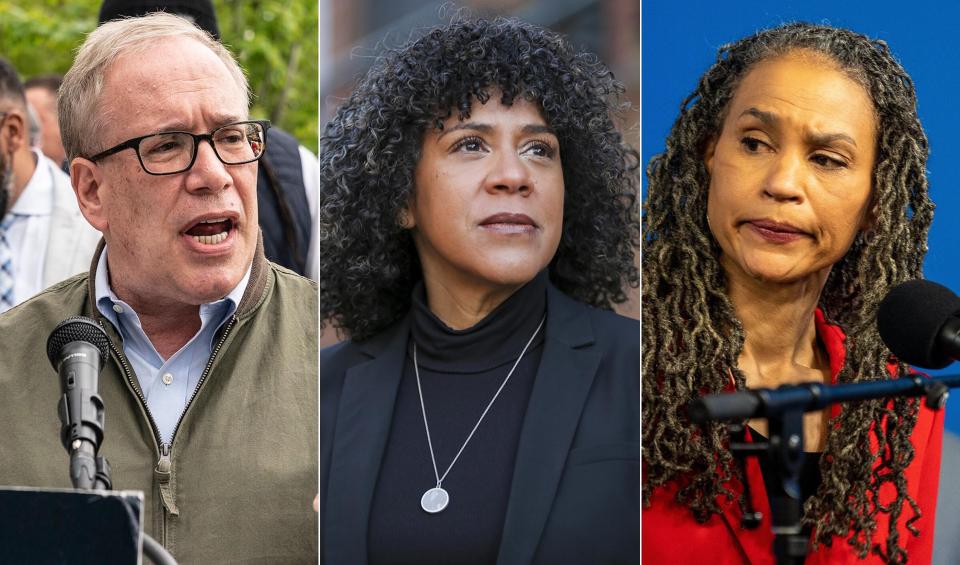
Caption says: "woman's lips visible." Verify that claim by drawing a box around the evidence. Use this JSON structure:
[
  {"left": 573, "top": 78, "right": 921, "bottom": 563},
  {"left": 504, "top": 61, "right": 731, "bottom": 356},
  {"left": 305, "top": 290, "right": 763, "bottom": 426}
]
[
  {"left": 744, "top": 219, "right": 808, "bottom": 243},
  {"left": 479, "top": 213, "right": 538, "bottom": 234}
]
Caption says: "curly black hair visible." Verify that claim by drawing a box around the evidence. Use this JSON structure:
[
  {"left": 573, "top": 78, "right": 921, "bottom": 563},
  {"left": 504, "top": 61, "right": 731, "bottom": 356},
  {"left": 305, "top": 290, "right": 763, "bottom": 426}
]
[
  {"left": 317, "top": 16, "right": 640, "bottom": 340},
  {"left": 642, "top": 23, "right": 933, "bottom": 563}
]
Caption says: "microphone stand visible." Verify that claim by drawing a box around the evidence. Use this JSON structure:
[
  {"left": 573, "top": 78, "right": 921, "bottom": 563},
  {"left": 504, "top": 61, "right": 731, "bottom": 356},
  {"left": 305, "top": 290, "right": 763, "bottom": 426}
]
[
  {"left": 50, "top": 318, "right": 178, "bottom": 565},
  {"left": 688, "top": 373, "right": 955, "bottom": 565},
  {"left": 56, "top": 377, "right": 177, "bottom": 563},
  {"left": 60, "top": 440, "right": 177, "bottom": 565}
]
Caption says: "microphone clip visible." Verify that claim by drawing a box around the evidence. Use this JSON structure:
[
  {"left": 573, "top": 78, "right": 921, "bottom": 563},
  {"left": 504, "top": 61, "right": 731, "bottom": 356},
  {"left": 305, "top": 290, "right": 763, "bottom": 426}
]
[
  {"left": 922, "top": 379, "right": 950, "bottom": 410},
  {"left": 728, "top": 423, "right": 765, "bottom": 530}
]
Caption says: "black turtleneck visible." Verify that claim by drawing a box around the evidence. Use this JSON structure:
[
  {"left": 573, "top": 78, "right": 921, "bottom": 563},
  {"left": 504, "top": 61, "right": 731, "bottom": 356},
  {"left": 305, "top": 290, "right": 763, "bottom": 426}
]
[{"left": 367, "top": 271, "right": 549, "bottom": 565}]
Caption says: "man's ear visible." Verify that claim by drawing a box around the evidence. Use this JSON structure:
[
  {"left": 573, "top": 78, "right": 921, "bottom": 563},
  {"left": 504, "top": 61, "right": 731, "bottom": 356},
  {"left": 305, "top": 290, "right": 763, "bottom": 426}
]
[
  {"left": 703, "top": 136, "right": 718, "bottom": 176},
  {"left": 71, "top": 157, "right": 108, "bottom": 232},
  {"left": 1, "top": 110, "right": 28, "bottom": 153}
]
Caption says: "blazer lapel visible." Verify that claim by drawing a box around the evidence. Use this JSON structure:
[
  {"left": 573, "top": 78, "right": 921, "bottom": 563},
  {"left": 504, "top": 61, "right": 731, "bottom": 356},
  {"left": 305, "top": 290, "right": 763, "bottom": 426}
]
[
  {"left": 496, "top": 287, "right": 602, "bottom": 565},
  {"left": 323, "top": 319, "right": 410, "bottom": 565}
]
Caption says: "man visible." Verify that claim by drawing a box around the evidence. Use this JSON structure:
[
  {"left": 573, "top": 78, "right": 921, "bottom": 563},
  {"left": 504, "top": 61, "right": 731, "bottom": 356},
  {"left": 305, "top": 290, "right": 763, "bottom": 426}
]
[
  {"left": 0, "top": 60, "right": 99, "bottom": 313},
  {"left": 24, "top": 74, "right": 68, "bottom": 169},
  {"left": 98, "top": 0, "right": 320, "bottom": 280},
  {"left": 0, "top": 13, "right": 317, "bottom": 564}
]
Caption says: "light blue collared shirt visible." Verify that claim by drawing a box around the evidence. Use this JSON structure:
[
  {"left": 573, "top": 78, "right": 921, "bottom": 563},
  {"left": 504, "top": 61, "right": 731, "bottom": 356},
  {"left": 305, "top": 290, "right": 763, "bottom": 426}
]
[{"left": 94, "top": 247, "right": 250, "bottom": 445}]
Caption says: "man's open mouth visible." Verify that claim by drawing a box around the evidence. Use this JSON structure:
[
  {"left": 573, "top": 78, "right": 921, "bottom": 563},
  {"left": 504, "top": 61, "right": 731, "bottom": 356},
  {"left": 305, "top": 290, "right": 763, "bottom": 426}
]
[{"left": 185, "top": 217, "right": 234, "bottom": 245}]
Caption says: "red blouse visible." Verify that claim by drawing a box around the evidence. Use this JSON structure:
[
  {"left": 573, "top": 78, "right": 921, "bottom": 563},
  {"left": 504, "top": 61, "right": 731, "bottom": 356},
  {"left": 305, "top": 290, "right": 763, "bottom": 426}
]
[{"left": 642, "top": 309, "right": 944, "bottom": 564}]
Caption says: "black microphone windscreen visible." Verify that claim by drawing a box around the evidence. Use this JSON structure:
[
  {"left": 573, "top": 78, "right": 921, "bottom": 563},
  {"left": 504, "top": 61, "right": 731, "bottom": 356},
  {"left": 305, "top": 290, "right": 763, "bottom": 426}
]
[
  {"left": 46, "top": 316, "right": 111, "bottom": 370},
  {"left": 877, "top": 279, "right": 960, "bottom": 369}
]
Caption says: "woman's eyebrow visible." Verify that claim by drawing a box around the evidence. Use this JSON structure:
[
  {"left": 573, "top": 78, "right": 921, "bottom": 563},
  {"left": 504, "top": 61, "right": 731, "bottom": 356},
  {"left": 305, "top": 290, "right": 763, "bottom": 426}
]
[
  {"left": 806, "top": 131, "right": 857, "bottom": 148},
  {"left": 522, "top": 124, "right": 555, "bottom": 135},
  {"left": 437, "top": 122, "right": 492, "bottom": 139},
  {"left": 739, "top": 107, "right": 857, "bottom": 147},
  {"left": 436, "top": 122, "right": 555, "bottom": 140},
  {"left": 738, "top": 107, "right": 778, "bottom": 126}
]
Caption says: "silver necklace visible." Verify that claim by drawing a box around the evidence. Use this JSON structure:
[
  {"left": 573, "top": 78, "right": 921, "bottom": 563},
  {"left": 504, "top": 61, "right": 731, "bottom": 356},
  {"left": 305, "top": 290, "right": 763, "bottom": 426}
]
[{"left": 414, "top": 314, "right": 546, "bottom": 514}]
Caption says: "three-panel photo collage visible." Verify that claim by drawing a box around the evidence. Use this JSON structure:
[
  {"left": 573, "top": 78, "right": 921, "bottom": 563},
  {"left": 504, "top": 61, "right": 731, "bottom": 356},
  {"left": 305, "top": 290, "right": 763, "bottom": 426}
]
[{"left": 5, "top": 0, "right": 960, "bottom": 564}]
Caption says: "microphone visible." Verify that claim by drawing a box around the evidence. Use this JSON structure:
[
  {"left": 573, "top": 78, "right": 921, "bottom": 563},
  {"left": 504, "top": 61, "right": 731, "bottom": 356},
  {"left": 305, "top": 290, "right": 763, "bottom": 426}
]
[
  {"left": 46, "top": 316, "right": 112, "bottom": 490},
  {"left": 877, "top": 279, "right": 960, "bottom": 369}
]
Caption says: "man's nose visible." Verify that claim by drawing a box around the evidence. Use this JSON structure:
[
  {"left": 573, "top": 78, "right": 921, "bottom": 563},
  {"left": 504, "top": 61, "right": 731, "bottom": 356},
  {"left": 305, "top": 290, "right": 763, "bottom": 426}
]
[{"left": 185, "top": 138, "right": 231, "bottom": 193}]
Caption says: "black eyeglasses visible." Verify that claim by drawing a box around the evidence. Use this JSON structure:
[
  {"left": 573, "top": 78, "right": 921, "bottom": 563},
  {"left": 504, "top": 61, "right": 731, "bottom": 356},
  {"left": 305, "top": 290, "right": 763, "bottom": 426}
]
[{"left": 88, "top": 120, "right": 271, "bottom": 175}]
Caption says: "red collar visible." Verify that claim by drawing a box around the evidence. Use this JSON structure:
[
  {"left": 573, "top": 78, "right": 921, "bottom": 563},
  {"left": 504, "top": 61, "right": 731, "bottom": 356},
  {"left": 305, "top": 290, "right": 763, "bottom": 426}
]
[{"left": 814, "top": 307, "right": 847, "bottom": 385}]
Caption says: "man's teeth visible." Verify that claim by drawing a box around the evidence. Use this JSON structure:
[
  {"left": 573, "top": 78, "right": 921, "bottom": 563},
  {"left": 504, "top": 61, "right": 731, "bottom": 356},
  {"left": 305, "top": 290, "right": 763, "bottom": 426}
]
[{"left": 194, "top": 232, "right": 228, "bottom": 245}]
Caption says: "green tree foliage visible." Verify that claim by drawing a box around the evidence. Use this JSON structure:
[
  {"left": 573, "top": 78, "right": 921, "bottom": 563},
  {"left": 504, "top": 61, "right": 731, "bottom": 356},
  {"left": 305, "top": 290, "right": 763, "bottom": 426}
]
[
  {"left": 216, "top": 0, "right": 318, "bottom": 152},
  {"left": 0, "top": 2, "right": 100, "bottom": 76},
  {"left": 0, "top": 0, "right": 318, "bottom": 152}
]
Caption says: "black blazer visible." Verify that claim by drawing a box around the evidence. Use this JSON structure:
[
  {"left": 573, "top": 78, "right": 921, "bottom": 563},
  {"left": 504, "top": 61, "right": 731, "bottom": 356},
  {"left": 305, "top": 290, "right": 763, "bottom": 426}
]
[{"left": 320, "top": 285, "right": 639, "bottom": 564}]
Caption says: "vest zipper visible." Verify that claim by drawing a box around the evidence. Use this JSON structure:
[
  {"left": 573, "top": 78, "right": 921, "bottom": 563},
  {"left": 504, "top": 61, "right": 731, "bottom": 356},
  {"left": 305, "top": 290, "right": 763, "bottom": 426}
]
[
  {"left": 99, "top": 321, "right": 172, "bottom": 544},
  {"left": 99, "top": 314, "right": 239, "bottom": 545},
  {"left": 154, "top": 441, "right": 175, "bottom": 549}
]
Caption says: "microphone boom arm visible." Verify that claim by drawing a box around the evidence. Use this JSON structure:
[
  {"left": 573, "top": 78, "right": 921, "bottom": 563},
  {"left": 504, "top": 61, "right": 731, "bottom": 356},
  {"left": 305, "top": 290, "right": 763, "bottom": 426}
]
[
  {"left": 687, "top": 372, "right": 955, "bottom": 565},
  {"left": 689, "top": 373, "right": 957, "bottom": 423}
]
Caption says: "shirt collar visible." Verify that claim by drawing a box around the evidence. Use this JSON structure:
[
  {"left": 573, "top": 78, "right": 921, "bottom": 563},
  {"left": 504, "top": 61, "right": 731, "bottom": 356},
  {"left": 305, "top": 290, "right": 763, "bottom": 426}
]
[
  {"left": 814, "top": 307, "right": 847, "bottom": 383},
  {"left": 94, "top": 244, "right": 252, "bottom": 328},
  {"left": 9, "top": 150, "right": 51, "bottom": 217}
]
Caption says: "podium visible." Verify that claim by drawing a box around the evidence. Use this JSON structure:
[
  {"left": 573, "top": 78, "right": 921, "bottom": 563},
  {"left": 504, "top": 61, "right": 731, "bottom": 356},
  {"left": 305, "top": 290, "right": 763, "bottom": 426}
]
[{"left": 0, "top": 486, "right": 143, "bottom": 564}]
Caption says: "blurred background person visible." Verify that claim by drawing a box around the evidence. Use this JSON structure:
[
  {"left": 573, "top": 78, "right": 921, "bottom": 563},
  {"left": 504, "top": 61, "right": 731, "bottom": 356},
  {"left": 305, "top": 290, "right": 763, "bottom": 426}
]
[
  {"left": 0, "top": 57, "right": 99, "bottom": 313},
  {"left": 24, "top": 74, "right": 66, "bottom": 170},
  {"left": 23, "top": 98, "right": 41, "bottom": 153}
]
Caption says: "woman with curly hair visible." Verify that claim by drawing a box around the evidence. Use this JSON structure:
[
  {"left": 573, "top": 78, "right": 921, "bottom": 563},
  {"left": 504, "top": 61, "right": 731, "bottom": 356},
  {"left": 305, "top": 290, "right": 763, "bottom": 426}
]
[
  {"left": 642, "top": 23, "right": 942, "bottom": 564},
  {"left": 318, "top": 16, "right": 640, "bottom": 565}
]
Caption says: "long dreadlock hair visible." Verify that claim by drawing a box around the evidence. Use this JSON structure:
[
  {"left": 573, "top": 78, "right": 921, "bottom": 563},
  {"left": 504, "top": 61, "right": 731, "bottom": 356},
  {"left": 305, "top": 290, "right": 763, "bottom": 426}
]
[{"left": 642, "top": 23, "right": 933, "bottom": 563}]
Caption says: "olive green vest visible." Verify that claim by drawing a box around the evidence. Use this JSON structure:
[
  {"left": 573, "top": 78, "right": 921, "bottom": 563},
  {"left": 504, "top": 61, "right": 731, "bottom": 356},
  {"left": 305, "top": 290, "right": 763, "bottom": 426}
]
[{"left": 0, "top": 241, "right": 318, "bottom": 564}]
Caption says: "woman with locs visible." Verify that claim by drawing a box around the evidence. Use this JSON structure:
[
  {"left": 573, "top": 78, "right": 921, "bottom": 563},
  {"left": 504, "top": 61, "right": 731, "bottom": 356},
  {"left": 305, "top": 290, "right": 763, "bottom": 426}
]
[
  {"left": 642, "top": 23, "right": 942, "bottom": 564},
  {"left": 317, "top": 17, "right": 640, "bottom": 565}
]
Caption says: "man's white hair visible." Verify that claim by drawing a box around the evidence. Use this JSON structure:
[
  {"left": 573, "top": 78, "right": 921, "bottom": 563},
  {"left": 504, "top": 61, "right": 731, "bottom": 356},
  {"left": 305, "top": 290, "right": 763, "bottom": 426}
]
[{"left": 59, "top": 12, "right": 249, "bottom": 161}]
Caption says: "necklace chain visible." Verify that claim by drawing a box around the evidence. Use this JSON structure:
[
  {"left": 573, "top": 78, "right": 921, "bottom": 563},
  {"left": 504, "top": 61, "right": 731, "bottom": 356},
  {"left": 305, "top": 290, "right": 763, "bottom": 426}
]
[{"left": 414, "top": 314, "right": 546, "bottom": 488}]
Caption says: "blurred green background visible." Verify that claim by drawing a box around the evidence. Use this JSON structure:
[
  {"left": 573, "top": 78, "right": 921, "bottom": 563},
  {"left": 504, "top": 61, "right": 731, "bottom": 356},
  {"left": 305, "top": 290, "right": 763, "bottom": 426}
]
[{"left": 0, "top": 0, "right": 319, "bottom": 153}]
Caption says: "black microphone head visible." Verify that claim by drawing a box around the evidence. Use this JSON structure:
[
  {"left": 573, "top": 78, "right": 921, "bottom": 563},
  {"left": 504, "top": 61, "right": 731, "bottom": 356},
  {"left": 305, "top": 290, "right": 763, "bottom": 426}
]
[
  {"left": 877, "top": 279, "right": 960, "bottom": 369},
  {"left": 46, "top": 316, "right": 111, "bottom": 370}
]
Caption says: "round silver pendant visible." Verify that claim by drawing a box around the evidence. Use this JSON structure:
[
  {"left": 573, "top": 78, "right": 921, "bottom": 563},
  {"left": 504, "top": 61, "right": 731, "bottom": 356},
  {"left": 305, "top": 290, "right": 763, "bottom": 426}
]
[{"left": 421, "top": 486, "right": 449, "bottom": 514}]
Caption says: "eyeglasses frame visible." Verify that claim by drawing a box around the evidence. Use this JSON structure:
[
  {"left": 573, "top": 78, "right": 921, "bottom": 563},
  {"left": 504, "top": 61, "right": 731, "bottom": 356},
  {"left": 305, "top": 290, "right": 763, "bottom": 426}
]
[{"left": 87, "top": 119, "right": 271, "bottom": 176}]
